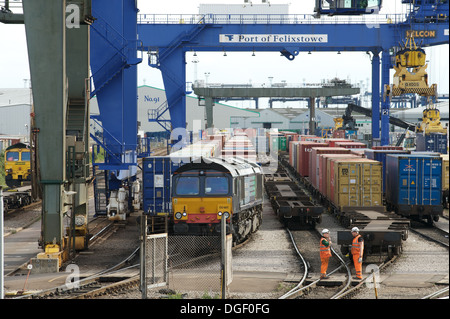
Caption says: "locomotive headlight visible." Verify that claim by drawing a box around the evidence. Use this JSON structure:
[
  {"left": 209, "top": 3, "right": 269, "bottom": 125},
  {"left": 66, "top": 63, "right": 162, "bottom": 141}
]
[
  {"left": 218, "top": 211, "right": 223, "bottom": 216},
  {"left": 182, "top": 212, "right": 187, "bottom": 217},
  {"left": 223, "top": 212, "right": 230, "bottom": 219},
  {"left": 175, "top": 212, "right": 182, "bottom": 219}
]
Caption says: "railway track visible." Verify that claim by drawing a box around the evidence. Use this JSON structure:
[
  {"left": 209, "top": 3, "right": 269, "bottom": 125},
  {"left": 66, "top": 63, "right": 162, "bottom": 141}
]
[
  {"left": 410, "top": 220, "right": 449, "bottom": 249},
  {"left": 14, "top": 247, "right": 140, "bottom": 299},
  {"left": 279, "top": 228, "right": 353, "bottom": 299}
]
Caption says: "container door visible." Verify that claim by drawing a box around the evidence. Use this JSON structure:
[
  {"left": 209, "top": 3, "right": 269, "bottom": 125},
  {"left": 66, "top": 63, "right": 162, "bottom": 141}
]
[
  {"left": 398, "top": 158, "right": 419, "bottom": 205},
  {"left": 419, "top": 158, "right": 442, "bottom": 206}
]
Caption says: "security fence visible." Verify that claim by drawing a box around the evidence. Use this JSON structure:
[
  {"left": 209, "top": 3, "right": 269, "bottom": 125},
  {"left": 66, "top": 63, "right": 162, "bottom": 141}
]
[
  {"left": 145, "top": 233, "right": 168, "bottom": 291},
  {"left": 143, "top": 234, "right": 223, "bottom": 299},
  {"left": 167, "top": 235, "right": 222, "bottom": 298}
]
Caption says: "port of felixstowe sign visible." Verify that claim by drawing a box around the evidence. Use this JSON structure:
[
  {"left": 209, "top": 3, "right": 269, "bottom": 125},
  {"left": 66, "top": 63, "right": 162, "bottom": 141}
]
[{"left": 219, "top": 34, "right": 328, "bottom": 43}]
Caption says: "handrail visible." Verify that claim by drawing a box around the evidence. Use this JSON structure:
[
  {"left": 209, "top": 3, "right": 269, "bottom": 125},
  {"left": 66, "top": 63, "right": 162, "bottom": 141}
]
[{"left": 138, "top": 13, "right": 409, "bottom": 25}]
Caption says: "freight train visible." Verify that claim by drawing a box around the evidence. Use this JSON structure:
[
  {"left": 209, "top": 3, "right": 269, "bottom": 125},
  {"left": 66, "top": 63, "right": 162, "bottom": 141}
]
[
  {"left": 143, "top": 134, "right": 264, "bottom": 243},
  {"left": 4, "top": 142, "right": 31, "bottom": 188},
  {"left": 282, "top": 138, "right": 410, "bottom": 257}
]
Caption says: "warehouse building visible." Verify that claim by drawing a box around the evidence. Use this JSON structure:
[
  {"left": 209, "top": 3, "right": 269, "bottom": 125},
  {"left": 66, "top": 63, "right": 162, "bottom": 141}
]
[
  {"left": 0, "top": 88, "right": 32, "bottom": 137},
  {"left": 90, "top": 85, "right": 261, "bottom": 133}
]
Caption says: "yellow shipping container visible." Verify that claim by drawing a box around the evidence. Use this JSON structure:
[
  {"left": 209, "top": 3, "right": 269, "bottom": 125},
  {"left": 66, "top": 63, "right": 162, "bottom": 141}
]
[
  {"left": 441, "top": 155, "right": 449, "bottom": 191},
  {"left": 330, "top": 158, "right": 383, "bottom": 209}
]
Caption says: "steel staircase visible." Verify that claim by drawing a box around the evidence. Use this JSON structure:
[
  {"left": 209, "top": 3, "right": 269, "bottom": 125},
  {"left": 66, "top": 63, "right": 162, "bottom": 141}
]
[
  {"left": 149, "top": 17, "right": 206, "bottom": 67},
  {"left": 90, "top": 11, "right": 142, "bottom": 98}
]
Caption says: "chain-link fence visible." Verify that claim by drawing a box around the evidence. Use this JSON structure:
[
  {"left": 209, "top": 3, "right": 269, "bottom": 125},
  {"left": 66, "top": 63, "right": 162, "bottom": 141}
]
[
  {"left": 143, "top": 230, "right": 229, "bottom": 299},
  {"left": 145, "top": 233, "right": 168, "bottom": 291},
  {"left": 167, "top": 235, "right": 222, "bottom": 298}
]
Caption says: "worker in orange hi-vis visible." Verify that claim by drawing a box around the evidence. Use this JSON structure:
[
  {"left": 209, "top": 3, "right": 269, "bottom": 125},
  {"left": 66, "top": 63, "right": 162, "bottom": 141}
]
[
  {"left": 351, "top": 227, "right": 364, "bottom": 280},
  {"left": 319, "top": 229, "right": 332, "bottom": 280}
]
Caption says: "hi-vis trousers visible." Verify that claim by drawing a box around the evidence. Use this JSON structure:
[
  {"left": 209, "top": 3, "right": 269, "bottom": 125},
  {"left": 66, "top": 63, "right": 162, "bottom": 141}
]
[{"left": 353, "top": 254, "right": 363, "bottom": 279}]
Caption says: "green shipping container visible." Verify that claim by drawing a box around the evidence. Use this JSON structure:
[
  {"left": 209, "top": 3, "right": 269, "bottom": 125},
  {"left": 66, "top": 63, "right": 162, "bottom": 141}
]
[{"left": 270, "top": 135, "right": 286, "bottom": 152}]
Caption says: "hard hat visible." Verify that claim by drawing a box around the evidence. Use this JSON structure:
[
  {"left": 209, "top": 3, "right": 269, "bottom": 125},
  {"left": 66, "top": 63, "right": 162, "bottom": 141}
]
[
  {"left": 351, "top": 227, "right": 360, "bottom": 233},
  {"left": 322, "top": 229, "right": 329, "bottom": 234}
]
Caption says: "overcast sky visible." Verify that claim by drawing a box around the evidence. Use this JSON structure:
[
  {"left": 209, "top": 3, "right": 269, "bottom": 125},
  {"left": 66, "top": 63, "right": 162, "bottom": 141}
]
[{"left": 0, "top": 0, "right": 448, "bottom": 109}]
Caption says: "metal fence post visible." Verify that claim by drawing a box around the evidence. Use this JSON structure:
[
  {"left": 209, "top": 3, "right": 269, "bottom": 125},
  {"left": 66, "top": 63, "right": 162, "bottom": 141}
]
[
  {"left": 221, "top": 217, "right": 226, "bottom": 299},
  {"left": 140, "top": 214, "right": 147, "bottom": 299}
]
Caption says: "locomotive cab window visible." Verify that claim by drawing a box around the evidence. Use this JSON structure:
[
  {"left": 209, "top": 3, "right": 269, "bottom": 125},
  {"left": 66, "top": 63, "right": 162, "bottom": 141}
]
[
  {"left": 205, "top": 177, "right": 229, "bottom": 195},
  {"left": 175, "top": 177, "right": 199, "bottom": 195},
  {"left": 6, "top": 152, "right": 19, "bottom": 161},
  {"left": 21, "top": 152, "right": 31, "bottom": 161}
]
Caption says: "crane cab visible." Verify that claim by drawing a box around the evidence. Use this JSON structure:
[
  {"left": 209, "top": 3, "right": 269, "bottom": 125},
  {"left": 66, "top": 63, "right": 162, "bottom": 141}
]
[{"left": 315, "top": 0, "right": 382, "bottom": 16}]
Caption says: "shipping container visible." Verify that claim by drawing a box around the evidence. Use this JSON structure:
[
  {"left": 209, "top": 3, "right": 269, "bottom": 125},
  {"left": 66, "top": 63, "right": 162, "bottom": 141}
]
[
  {"left": 282, "top": 132, "right": 299, "bottom": 152},
  {"left": 442, "top": 155, "right": 449, "bottom": 191},
  {"left": 329, "top": 158, "right": 383, "bottom": 210},
  {"left": 268, "top": 133, "right": 287, "bottom": 153},
  {"left": 143, "top": 156, "right": 182, "bottom": 216},
  {"left": 332, "top": 130, "right": 346, "bottom": 138},
  {"left": 441, "top": 154, "right": 449, "bottom": 208},
  {"left": 372, "top": 146, "right": 404, "bottom": 151},
  {"left": 349, "top": 148, "right": 371, "bottom": 157},
  {"left": 296, "top": 142, "right": 328, "bottom": 177},
  {"left": 365, "top": 149, "right": 410, "bottom": 193},
  {"left": 416, "top": 132, "right": 448, "bottom": 154},
  {"left": 289, "top": 141, "right": 301, "bottom": 169},
  {"left": 320, "top": 154, "right": 359, "bottom": 198},
  {"left": 310, "top": 147, "right": 351, "bottom": 188},
  {"left": 335, "top": 142, "right": 367, "bottom": 149},
  {"left": 299, "top": 135, "right": 322, "bottom": 142},
  {"left": 386, "top": 154, "right": 443, "bottom": 220},
  {"left": 324, "top": 138, "right": 349, "bottom": 147}
]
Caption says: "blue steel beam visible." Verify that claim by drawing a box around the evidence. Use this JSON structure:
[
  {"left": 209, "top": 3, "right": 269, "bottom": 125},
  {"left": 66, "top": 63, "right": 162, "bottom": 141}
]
[
  {"left": 371, "top": 51, "right": 381, "bottom": 141},
  {"left": 138, "top": 15, "right": 448, "bottom": 145},
  {"left": 90, "top": 0, "right": 141, "bottom": 170}
]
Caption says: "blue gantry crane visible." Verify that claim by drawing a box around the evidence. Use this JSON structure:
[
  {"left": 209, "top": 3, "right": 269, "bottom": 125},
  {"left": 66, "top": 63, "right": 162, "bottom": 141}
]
[
  {"left": 88, "top": 0, "right": 449, "bottom": 215},
  {"left": 136, "top": 0, "right": 448, "bottom": 146}
]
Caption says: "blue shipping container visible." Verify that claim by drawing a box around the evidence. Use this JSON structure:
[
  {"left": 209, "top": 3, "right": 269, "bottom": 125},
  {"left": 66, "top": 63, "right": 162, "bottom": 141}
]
[
  {"left": 386, "top": 154, "right": 442, "bottom": 215},
  {"left": 416, "top": 132, "right": 447, "bottom": 154},
  {"left": 143, "top": 156, "right": 182, "bottom": 216},
  {"left": 364, "top": 149, "right": 409, "bottom": 193}
]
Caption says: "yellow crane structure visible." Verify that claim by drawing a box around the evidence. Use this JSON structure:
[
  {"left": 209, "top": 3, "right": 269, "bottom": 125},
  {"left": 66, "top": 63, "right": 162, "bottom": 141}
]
[{"left": 385, "top": 32, "right": 445, "bottom": 136}]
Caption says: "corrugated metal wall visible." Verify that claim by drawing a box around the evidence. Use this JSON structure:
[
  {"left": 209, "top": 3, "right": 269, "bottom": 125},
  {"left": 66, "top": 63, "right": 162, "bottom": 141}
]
[{"left": 0, "top": 103, "right": 30, "bottom": 136}]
